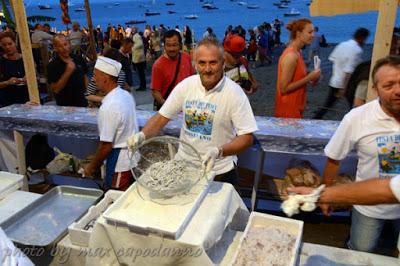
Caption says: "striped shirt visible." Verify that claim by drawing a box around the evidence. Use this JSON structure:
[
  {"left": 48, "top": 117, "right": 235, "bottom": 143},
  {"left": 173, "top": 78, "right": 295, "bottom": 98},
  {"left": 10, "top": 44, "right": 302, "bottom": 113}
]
[{"left": 86, "top": 70, "right": 126, "bottom": 96}]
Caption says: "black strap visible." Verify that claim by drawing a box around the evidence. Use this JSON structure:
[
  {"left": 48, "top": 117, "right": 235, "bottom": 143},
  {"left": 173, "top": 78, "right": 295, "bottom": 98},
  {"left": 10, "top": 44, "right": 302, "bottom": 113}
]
[{"left": 163, "top": 52, "right": 182, "bottom": 100}]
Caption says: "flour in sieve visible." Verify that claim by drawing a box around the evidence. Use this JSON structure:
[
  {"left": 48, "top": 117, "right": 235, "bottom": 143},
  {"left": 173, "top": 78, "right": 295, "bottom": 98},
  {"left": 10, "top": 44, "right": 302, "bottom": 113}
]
[{"left": 139, "top": 160, "right": 199, "bottom": 194}]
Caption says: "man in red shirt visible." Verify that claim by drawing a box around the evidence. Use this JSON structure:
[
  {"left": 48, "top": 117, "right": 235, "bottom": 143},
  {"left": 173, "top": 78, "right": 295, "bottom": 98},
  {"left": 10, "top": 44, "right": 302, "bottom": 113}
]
[{"left": 151, "top": 30, "right": 195, "bottom": 110}]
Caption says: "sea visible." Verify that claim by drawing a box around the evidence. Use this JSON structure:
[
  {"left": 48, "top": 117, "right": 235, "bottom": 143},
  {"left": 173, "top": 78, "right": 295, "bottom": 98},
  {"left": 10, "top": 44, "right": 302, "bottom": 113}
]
[{"left": 21, "top": 0, "right": 400, "bottom": 43}]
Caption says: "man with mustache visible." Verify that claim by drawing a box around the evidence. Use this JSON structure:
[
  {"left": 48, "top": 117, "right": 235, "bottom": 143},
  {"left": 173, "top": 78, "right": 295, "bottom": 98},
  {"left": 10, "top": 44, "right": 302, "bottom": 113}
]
[
  {"left": 128, "top": 37, "right": 257, "bottom": 185},
  {"left": 316, "top": 55, "right": 400, "bottom": 253}
]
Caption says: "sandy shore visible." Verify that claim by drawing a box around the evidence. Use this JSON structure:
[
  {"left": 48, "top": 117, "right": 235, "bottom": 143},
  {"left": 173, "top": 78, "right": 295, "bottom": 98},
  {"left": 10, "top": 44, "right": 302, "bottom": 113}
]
[{"left": 248, "top": 44, "right": 373, "bottom": 120}]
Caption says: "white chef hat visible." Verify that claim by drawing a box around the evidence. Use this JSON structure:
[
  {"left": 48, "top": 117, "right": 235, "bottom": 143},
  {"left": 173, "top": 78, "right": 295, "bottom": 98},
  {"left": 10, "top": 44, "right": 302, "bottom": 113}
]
[{"left": 94, "top": 56, "right": 122, "bottom": 77}]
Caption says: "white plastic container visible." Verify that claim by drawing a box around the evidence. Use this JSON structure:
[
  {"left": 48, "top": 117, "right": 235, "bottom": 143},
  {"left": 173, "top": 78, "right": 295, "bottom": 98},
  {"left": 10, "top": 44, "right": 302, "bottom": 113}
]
[
  {"left": 230, "top": 212, "right": 303, "bottom": 266},
  {"left": 103, "top": 173, "right": 214, "bottom": 240},
  {"left": 0, "top": 171, "right": 24, "bottom": 200},
  {"left": 68, "top": 190, "right": 123, "bottom": 247}
]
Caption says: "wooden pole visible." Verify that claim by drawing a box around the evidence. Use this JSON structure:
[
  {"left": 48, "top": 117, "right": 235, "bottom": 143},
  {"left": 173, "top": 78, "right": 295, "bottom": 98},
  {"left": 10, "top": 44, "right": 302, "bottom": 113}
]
[
  {"left": 10, "top": 0, "right": 40, "bottom": 104},
  {"left": 84, "top": 0, "right": 97, "bottom": 61},
  {"left": 366, "top": 0, "right": 398, "bottom": 102}
]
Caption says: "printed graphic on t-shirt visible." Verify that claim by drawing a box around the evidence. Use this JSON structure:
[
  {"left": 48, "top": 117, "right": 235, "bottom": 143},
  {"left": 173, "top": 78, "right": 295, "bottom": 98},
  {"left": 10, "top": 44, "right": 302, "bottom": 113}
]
[
  {"left": 377, "top": 134, "right": 400, "bottom": 178},
  {"left": 184, "top": 100, "right": 216, "bottom": 141}
]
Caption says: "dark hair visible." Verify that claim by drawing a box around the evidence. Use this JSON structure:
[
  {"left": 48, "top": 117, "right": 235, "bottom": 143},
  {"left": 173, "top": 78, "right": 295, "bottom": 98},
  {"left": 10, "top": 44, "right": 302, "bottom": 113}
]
[
  {"left": 162, "top": 30, "right": 182, "bottom": 44},
  {"left": 43, "top": 23, "right": 50, "bottom": 28},
  {"left": 121, "top": 38, "right": 133, "bottom": 45},
  {"left": 110, "top": 39, "right": 121, "bottom": 49},
  {"left": 286, "top": 18, "right": 312, "bottom": 40},
  {"left": 0, "top": 31, "right": 16, "bottom": 42},
  {"left": 353, "top": 28, "right": 370, "bottom": 40},
  {"left": 102, "top": 47, "right": 122, "bottom": 62},
  {"left": 372, "top": 55, "right": 400, "bottom": 86}
]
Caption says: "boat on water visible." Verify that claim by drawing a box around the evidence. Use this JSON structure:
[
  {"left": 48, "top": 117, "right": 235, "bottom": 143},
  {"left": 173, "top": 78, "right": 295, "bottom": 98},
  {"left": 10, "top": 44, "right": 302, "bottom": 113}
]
[
  {"left": 75, "top": 7, "right": 85, "bottom": 12},
  {"left": 125, "top": 19, "right": 147, "bottom": 25},
  {"left": 38, "top": 4, "right": 51, "bottom": 10},
  {"left": 284, "top": 8, "right": 300, "bottom": 16},
  {"left": 278, "top": 3, "right": 289, "bottom": 8},
  {"left": 247, "top": 4, "right": 260, "bottom": 9},
  {"left": 184, "top": 14, "right": 198, "bottom": 19},
  {"left": 168, "top": 10, "right": 177, "bottom": 14},
  {"left": 237, "top": 1, "right": 247, "bottom": 6},
  {"left": 145, "top": 11, "right": 161, "bottom": 16},
  {"left": 273, "top": 2, "right": 281, "bottom": 6},
  {"left": 114, "top": 3, "right": 120, "bottom": 6},
  {"left": 280, "top": 0, "right": 290, "bottom": 3},
  {"left": 202, "top": 2, "right": 218, "bottom": 9},
  {"left": 165, "top": 2, "right": 175, "bottom": 6}
]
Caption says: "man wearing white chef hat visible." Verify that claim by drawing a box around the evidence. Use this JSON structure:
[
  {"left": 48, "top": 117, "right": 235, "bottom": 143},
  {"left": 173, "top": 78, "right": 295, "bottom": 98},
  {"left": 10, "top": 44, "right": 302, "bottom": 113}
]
[{"left": 84, "top": 56, "right": 139, "bottom": 191}]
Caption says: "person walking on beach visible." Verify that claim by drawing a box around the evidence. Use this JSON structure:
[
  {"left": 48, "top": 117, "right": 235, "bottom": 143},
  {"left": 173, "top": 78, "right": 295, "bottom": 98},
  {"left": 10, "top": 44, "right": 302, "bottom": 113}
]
[
  {"left": 151, "top": 30, "right": 195, "bottom": 110},
  {"left": 131, "top": 27, "right": 147, "bottom": 91},
  {"left": 314, "top": 27, "right": 370, "bottom": 119},
  {"left": 274, "top": 18, "right": 321, "bottom": 118}
]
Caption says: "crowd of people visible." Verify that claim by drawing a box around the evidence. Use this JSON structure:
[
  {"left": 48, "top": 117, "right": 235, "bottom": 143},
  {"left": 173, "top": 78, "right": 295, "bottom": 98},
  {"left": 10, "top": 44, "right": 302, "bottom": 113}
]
[{"left": 1, "top": 18, "right": 400, "bottom": 257}]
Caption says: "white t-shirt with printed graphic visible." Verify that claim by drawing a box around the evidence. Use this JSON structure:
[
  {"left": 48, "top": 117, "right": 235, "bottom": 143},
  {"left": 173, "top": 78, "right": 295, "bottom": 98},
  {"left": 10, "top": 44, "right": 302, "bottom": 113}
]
[
  {"left": 329, "top": 39, "right": 363, "bottom": 89},
  {"left": 159, "top": 75, "right": 258, "bottom": 175},
  {"left": 325, "top": 99, "right": 400, "bottom": 219}
]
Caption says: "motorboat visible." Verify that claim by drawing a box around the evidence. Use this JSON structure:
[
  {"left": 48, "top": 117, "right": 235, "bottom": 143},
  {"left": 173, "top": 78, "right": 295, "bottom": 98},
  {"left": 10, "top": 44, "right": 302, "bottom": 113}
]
[
  {"left": 114, "top": 3, "right": 120, "bottom": 6},
  {"left": 165, "top": 2, "right": 175, "bottom": 5},
  {"left": 168, "top": 10, "right": 177, "bottom": 14},
  {"left": 145, "top": 11, "right": 161, "bottom": 16},
  {"left": 125, "top": 19, "right": 147, "bottom": 25},
  {"left": 184, "top": 14, "right": 198, "bottom": 19},
  {"left": 38, "top": 4, "right": 51, "bottom": 10},
  {"left": 247, "top": 4, "right": 260, "bottom": 9},
  {"left": 280, "top": 0, "right": 290, "bottom": 3},
  {"left": 75, "top": 7, "right": 85, "bottom": 12},
  {"left": 202, "top": 2, "right": 217, "bottom": 9},
  {"left": 284, "top": 8, "right": 301, "bottom": 16},
  {"left": 237, "top": 1, "right": 247, "bottom": 6},
  {"left": 278, "top": 3, "right": 288, "bottom": 8},
  {"left": 273, "top": 2, "right": 281, "bottom": 6}
]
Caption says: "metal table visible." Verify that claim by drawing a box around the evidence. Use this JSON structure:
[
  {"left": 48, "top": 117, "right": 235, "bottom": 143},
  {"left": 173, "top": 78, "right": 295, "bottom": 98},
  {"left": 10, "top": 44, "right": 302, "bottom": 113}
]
[
  {"left": 251, "top": 117, "right": 348, "bottom": 211},
  {"left": 0, "top": 104, "right": 181, "bottom": 186}
]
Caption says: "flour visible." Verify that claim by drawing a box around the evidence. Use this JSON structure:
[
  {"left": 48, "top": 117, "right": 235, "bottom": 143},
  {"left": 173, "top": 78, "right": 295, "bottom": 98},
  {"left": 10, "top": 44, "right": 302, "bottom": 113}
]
[
  {"left": 234, "top": 226, "right": 296, "bottom": 266},
  {"left": 139, "top": 160, "right": 199, "bottom": 196}
]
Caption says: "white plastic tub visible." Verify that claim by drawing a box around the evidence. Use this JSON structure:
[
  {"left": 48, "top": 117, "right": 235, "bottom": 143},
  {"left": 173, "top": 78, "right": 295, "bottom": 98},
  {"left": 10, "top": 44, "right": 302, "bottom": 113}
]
[
  {"left": 68, "top": 190, "right": 123, "bottom": 247},
  {"left": 0, "top": 171, "right": 24, "bottom": 200},
  {"left": 230, "top": 211, "right": 303, "bottom": 266}
]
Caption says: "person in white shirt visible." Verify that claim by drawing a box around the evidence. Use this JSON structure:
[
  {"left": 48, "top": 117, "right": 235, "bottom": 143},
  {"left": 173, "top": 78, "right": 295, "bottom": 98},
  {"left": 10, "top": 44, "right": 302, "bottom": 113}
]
[
  {"left": 128, "top": 37, "right": 258, "bottom": 185},
  {"left": 31, "top": 24, "right": 53, "bottom": 46},
  {"left": 314, "top": 28, "right": 369, "bottom": 119},
  {"left": 84, "top": 56, "right": 138, "bottom": 191},
  {"left": 68, "top": 22, "right": 84, "bottom": 55},
  {"left": 131, "top": 27, "right": 147, "bottom": 91},
  {"left": 317, "top": 55, "right": 400, "bottom": 253}
]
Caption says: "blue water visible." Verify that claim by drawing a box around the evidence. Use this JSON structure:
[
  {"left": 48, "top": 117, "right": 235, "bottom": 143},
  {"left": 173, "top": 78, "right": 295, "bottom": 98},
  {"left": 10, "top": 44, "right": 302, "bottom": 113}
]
[{"left": 23, "top": 0, "right": 400, "bottom": 43}]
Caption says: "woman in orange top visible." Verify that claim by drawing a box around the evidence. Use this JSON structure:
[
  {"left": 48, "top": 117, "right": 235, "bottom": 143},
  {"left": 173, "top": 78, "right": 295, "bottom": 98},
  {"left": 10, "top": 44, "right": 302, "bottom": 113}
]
[{"left": 275, "top": 18, "right": 321, "bottom": 118}]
